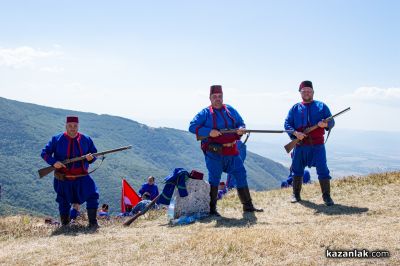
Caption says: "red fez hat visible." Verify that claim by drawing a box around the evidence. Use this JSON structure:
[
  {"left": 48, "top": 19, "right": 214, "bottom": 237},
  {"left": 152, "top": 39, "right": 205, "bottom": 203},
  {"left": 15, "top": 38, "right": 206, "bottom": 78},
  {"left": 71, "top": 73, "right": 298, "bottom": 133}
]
[
  {"left": 66, "top": 116, "right": 79, "bottom": 123},
  {"left": 210, "top": 85, "right": 223, "bottom": 95},
  {"left": 189, "top": 170, "right": 204, "bottom": 180},
  {"left": 299, "top": 80, "right": 313, "bottom": 91}
]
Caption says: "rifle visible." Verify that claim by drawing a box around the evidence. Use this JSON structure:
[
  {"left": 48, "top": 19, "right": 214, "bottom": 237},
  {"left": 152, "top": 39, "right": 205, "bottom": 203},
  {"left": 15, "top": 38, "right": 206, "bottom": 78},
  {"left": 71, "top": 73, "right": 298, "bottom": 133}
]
[
  {"left": 123, "top": 194, "right": 161, "bottom": 226},
  {"left": 38, "top": 145, "right": 132, "bottom": 178},
  {"left": 284, "top": 107, "right": 351, "bottom": 153},
  {"left": 196, "top": 129, "right": 294, "bottom": 141}
]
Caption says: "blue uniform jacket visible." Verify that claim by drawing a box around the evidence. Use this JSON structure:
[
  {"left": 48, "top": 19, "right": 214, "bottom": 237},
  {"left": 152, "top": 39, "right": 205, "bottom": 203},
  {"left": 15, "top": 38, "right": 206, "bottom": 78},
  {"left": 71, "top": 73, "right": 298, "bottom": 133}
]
[
  {"left": 189, "top": 104, "right": 246, "bottom": 155},
  {"left": 41, "top": 132, "right": 97, "bottom": 174},
  {"left": 157, "top": 168, "right": 189, "bottom": 205},
  {"left": 284, "top": 100, "right": 335, "bottom": 144},
  {"left": 139, "top": 183, "right": 159, "bottom": 200},
  {"left": 189, "top": 104, "right": 245, "bottom": 138}
]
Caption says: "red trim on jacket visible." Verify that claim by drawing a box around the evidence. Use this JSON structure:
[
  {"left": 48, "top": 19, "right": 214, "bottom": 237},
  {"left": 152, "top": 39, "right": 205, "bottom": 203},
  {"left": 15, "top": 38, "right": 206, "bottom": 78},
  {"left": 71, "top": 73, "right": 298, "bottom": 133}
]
[
  {"left": 64, "top": 132, "right": 72, "bottom": 160},
  {"left": 218, "top": 109, "right": 229, "bottom": 128},
  {"left": 208, "top": 105, "right": 239, "bottom": 155},
  {"left": 223, "top": 104, "right": 236, "bottom": 126},
  {"left": 209, "top": 106, "right": 218, "bottom": 129},
  {"left": 76, "top": 133, "right": 86, "bottom": 173},
  {"left": 60, "top": 132, "right": 88, "bottom": 176},
  {"left": 195, "top": 125, "right": 202, "bottom": 139}
]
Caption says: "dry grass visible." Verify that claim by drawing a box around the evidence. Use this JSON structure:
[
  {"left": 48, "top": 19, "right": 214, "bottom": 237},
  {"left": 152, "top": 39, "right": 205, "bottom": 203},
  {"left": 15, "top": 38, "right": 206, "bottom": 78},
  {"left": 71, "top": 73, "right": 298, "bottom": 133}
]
[{"left": 1, "top": 172, "right": 399, "bottom": 266}]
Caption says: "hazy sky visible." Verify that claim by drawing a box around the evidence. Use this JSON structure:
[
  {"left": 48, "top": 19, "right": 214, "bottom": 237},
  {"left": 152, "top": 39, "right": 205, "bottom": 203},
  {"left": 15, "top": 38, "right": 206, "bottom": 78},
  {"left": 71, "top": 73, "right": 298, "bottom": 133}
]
[{"left": 1, "top": 1, "right": 399, "bottom": 131}]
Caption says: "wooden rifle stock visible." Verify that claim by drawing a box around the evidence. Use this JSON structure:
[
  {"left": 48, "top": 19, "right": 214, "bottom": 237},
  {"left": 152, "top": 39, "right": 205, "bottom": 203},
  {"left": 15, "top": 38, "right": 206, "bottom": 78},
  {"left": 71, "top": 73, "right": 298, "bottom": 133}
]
[
  {"left": 123, "top": 194, "right": 161, "bottom": 226},
  {"left": 38, "top": 145, "right": 132, "bottom": 178},
  {"left": 284, "top": 107, "right": 351, "bottom": 153},
  {"left": 284, "top": 125, "right": 319, "bottom": 153},
  {"left": 38, "top": 166, "right": 57, "bottom": 178}
]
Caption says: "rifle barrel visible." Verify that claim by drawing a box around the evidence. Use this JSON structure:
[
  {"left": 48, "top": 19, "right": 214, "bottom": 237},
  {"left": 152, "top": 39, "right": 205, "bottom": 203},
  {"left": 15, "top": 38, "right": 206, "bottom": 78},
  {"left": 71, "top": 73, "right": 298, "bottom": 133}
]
[
  {"left": 219, "top": 129, "right": 293, "bottom": 134},
  {"left": 245, "top": 130, "right": 294, "bottom": 134},
  {"left": 38, "top": 145, "right": 132, "bottom": 178},
  {"left": 63, "top": 145, "right": 132, "bottom": 164},
  {"left": 330, "top": 107, "right": 351, "bottom": 119},
  {"left": 92, "top": 145, "right": 132, "bottom": 157}
]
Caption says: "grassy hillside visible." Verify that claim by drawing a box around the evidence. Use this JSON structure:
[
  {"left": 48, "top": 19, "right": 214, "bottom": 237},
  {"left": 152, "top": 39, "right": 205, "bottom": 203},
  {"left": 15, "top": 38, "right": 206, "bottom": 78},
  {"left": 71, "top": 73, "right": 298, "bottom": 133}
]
[
  {"left": 0, "top": 172, "right": 398, "bottom": 265},
  {"left": 0, "top": 97, "right": 288, "bottom": 217}
]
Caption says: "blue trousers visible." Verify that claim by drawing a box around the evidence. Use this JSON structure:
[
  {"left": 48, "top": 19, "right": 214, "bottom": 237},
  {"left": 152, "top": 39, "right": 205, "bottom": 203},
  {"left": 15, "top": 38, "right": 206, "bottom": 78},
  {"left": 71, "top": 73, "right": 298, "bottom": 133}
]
[
  {"left": 292, "top": 144, "right": 331, "bottom": 180},
  {"left": 205, "top": 152, "right": 248, "bottom": 188},
  {"left": 227, "top": 143, "right": 247, "bottom": 188},
  {"left": 53, "top": 175, "right": 99, "bottom": 215}
]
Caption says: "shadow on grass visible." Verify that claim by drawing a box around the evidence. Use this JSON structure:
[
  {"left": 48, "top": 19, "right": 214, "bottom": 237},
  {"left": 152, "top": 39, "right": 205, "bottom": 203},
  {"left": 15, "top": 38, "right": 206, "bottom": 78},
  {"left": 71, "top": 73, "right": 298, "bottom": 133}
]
[
  {"left": 196, "top": 212, "right": 258, "bottom": 228},
  {"left": 51, "top": 224, "right": 99, "bottom": 236},
  {"left": 299, "top": 200, "right": 369, "bottom": 215}
]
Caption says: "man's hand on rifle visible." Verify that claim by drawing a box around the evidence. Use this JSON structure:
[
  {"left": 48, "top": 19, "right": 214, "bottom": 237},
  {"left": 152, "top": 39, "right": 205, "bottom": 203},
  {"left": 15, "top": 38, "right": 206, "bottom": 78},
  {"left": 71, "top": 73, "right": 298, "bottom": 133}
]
[
  {"left": 85, "top": 153, "right": 94, "bottom": 162},
  {"left": 236, "top": 127, "right": 246, "bottom": 136},
  {"left": 318, "top": 120, "right": 328, "bottom": 128},
  {"left": 210, "top": 129, "right": 222, "bottom": 138},
  {"left": 293, "top": 131, "right": 307, "bottom": 140},
  {"left": 53, "top": 161, "right": 66, "bottom": 169}
]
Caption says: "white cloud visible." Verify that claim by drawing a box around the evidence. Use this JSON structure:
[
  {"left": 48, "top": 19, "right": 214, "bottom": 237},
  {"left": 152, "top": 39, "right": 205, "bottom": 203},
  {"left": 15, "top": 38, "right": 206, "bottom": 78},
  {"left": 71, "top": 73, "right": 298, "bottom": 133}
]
[
  {"left": 0, "top": 46, "right": 61, "bottom": 68},
  {"left": 345, "top": 87, "right": 400, "bottom": 102}
]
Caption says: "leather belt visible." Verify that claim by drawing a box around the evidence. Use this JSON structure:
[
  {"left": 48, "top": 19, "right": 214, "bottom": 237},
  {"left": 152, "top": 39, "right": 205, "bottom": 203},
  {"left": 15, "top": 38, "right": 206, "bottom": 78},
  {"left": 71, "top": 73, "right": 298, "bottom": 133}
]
[
  {"left": 222, "top": 141, "right": 236, "bottom": 148},
  {"left": 64, "top": 174, "right": 86, "bottom": 180},
  {"left": 54, "top": 171, "right": 87, "bottom": 181}
]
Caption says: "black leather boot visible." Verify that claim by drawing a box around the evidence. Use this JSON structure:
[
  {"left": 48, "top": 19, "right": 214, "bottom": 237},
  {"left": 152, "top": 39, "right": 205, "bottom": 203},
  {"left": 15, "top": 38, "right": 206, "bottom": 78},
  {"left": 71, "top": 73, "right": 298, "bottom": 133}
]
[
  {"left": 87, "top": 209, "right": 99, "bottom": 228},
  {"left": 237, "top": 187, "right": 263, "bottom": 212},
  {"left": 209, "top": 186, "right": 221, "bottom": 216},
  {"left": 60, "top": 214, "right": 70, "bottom": 226},
  {"left": 319, "top": 179, "right": 334, "bottom": 206},
  {"left": 290, "top": 176, "right": 303, "bottom": 203}
]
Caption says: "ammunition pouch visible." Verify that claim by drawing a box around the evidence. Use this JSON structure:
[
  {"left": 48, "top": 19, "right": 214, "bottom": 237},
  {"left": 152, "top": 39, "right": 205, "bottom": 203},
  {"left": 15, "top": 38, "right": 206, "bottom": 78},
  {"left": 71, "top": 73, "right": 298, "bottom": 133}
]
[
  {"left": 54, "top": 171, "right": 66, "bottom": 181},
  {"left": 207, "top": 143, "right": 223, "bottom": 154}
]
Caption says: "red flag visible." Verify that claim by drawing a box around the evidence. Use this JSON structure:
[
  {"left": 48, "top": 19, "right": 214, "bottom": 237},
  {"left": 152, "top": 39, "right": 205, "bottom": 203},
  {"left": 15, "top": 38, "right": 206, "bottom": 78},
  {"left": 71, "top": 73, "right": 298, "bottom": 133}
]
[{"left": 121, "top": 179, "right": 141, "bottom": 213}]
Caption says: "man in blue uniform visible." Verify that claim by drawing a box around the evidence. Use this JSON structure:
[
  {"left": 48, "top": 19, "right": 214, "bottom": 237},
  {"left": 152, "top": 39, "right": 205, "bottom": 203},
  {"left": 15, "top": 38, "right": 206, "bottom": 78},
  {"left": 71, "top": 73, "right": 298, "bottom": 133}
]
[
  {"left": 284, "top": 81, "right": 335, "bottom": 206},
  {"left": 41, "top": 116, "right": 100, "bottom": 227},
  {"left": 189, "top": 85, "right": 263, "bottom": 215},
  {"left": 139, "top": 176, "right": 159, "bottom": 200}
]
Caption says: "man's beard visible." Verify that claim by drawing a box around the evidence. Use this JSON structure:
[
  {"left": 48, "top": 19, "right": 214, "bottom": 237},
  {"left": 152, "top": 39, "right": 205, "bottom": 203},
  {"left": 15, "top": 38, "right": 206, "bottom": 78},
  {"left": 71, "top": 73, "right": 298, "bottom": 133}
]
[
  {"left": 67, "top": 131, "right": 78, "bottom": 137},
  {"left": 302, "top": 96, "right": 313, "bottom": 103},
  {"left": 213, "top": 101, "right": 223, "bottom": 108}
]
